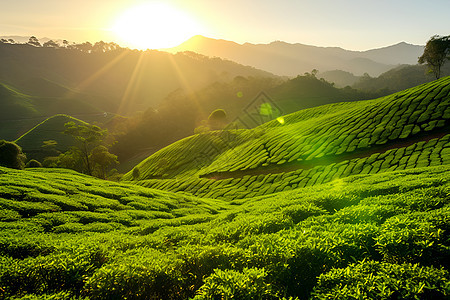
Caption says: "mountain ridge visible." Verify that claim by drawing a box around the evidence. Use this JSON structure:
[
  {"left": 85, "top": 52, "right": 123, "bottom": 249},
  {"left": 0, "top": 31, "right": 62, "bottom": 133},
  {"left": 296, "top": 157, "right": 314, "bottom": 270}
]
[{"left": 167, "top": 35, "right": 424, "bottom": 76}]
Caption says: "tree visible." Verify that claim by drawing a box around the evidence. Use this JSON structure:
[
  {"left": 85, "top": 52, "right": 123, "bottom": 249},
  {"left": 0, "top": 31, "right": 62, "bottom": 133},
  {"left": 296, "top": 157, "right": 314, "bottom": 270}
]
[
  {"left": 27, "top": 36, "right": 41, "bottom": 47},
  {"left": 62, "top": 122, "right": 106, "bottom": 176},
  {"left": 418, "top": 35, "right": 450, "bottom": 79},
  {"left": 89, "top": 145, "right": 118, "bottom": 179},
  {"left": 0, "top": 140, "right": 27, "bottom": 169},
  {"left": 43, "top": 40, "right": 60, "bottom": 48},
  {"left": 60, "top": 122, "right": 118, "bottom": 178}
]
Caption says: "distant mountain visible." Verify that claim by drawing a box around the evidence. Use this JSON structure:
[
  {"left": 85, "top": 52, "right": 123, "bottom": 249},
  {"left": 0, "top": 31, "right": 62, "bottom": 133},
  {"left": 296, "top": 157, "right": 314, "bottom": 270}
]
[
  {"left": 0, "top": 35, "right": 65, "bottom": 44},
  {"left": 318, "top": 70, "right": 361, "bottom": 88},
  {"left": 0, "top": 42, "right": 276, "bottom": 118},
  {"left": 167, "top": 35, "right": 424, "bottom": 77}
]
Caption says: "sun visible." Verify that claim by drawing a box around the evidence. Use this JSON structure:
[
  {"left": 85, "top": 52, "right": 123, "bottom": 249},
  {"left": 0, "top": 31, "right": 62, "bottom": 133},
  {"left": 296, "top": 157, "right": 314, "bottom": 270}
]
[{"left": 112, "top": 2, "right": 203, "bottom": 50}]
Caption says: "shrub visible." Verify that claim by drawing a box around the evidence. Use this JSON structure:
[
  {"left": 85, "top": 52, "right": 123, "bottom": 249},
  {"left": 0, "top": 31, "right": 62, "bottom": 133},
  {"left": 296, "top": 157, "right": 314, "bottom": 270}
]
[
  {"left": 0, "top": 140, "right": 26, "bottom": 169},
  {"left": 312, "top": 260, "right": 450, "bottom": 299},
  {"left": 193, "top": 268, "right": 276, "bottom": 300}
]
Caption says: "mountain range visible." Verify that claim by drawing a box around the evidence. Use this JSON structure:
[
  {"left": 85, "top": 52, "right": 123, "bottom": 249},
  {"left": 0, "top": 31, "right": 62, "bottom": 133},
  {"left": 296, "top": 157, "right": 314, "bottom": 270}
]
[{"left": 166, "top": 35, "right": 425, "bottom": 77}]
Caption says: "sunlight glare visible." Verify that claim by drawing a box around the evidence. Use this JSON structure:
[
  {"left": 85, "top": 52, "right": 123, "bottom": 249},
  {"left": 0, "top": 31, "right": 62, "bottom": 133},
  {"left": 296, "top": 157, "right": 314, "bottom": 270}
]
[{"left": 112, "top": 2, "right": 203, "bottom": 50}]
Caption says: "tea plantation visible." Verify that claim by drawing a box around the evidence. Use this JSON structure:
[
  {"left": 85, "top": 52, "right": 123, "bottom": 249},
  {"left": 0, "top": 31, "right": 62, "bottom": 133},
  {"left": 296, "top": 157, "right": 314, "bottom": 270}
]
[
  {"left": 1, "top": 77, "right": 450, "bottom": 299},
  {"left": 123, "top": 76, "right": 450, "bottom": 200}
]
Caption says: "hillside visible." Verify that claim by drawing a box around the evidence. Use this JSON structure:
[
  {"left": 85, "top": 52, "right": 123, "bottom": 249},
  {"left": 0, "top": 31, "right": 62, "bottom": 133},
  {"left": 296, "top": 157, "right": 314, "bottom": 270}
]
[
  {"left": 167, "top": 35, "right": 424, "bottom": 76},
  {"left": 112, "top": 75, "right": 379, "bottom": 165},
  {"left": 1, "top": 79, "right": 450, "bottom": 299},
  {"left": 0, "top": 42, "right": 276, "bottom": 117},
  {"left": 0, "top": 81, "right": 102, "bottom": 140},
  {"left": 1, "top": 163, "right": 449, "bottom": 299},
  {"left": 15, "top": 114, "right": 87, "bottom": 161},
  {"left": 123, "top": 77, "right": 450, "bottom": 200}
]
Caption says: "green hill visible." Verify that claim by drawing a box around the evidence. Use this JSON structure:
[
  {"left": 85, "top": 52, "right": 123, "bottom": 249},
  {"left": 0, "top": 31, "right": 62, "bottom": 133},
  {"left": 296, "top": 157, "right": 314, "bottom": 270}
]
[
  {"left": 352, "top": 63, "right": 450, "bottom": 94},
  {"left": 0, "top": 81, "right": 102, "bottom": 140},
  {"left": 1, "top": 78, "right": 450, "bottom": 299},
  {"left": 0, "top": 164, "right": 449, "bottom": 299},
  {"left": 15, "top": 114, "right": 86, "bottom": 161},
  {"left": 123, "top": 76, "right": 450, "bottom": 200},
  {"left": 112, "top": 75, "right": 379, "bottom": 165}
]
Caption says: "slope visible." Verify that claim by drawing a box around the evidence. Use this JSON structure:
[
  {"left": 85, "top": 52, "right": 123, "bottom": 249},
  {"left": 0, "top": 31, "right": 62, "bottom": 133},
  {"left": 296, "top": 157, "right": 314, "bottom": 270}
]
[
  {"left": 353, "top": 63, "right": 450, "bottom": 93},
  {"left": 0, "top": 81, "right": 103, "bottom": 140},
  {"left": 112, "top": 75, "right": 378, "bottom": 165},
  {"left": 0, "top": 163, "right": 449, "bottom": 299},
  {"left": 14, "top": 114, "right": 87, "bottom": 161},
  {"left": 123, "top": 77, "right": 450, "bottom": 200}
]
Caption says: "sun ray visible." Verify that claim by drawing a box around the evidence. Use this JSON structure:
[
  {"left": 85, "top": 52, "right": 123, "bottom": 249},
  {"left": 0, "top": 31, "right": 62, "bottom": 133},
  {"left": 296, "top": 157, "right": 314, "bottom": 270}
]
[
  {"left": 166, "top": 54, "right": 207, "bottom": 118},
  {"left": 117, "top": 51, "right": 147, "bottom": 115},
  {"left": 73, "top": 50, "right": 130, "bottom": 95}
]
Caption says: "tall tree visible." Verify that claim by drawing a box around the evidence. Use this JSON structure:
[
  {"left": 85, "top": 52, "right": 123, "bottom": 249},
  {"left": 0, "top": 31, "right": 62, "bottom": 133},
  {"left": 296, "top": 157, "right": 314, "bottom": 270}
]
[
  {"left": 62, "top": 122, "right": 106, "bottom": 176},
  {"left": 418, "top": 35, "right": 450, "bottom": 79}
]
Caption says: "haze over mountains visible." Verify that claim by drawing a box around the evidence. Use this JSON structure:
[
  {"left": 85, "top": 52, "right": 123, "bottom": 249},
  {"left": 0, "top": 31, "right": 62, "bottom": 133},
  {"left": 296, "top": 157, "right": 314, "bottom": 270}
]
[{"left": 167, "top": 35, "right": 425, "bottom": 77}]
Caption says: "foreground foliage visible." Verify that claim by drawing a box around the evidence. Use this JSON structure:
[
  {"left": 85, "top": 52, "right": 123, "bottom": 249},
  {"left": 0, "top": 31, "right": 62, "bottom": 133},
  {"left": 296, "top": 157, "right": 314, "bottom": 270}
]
[{"left": 0, "top": 165, "right": 449, "bottom": 299}]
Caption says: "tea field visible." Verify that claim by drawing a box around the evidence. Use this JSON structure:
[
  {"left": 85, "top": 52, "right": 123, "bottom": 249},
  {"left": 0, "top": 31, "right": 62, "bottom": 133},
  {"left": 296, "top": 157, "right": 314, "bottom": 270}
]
[
  {"left": 1, "top": 164, "right": 450, "bottom": 299},
  {"left": 123, "top": 76, "right": 450, "bottom": 200},
  {"left": 1, "top": 77, "right": 450, "bottom": 299}
]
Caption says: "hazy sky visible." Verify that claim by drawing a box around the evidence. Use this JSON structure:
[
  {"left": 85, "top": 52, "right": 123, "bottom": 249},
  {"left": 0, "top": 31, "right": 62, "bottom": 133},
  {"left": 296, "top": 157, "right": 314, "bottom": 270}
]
[{"left": 1, "top": 0, "right": 449, "bottom": 50}]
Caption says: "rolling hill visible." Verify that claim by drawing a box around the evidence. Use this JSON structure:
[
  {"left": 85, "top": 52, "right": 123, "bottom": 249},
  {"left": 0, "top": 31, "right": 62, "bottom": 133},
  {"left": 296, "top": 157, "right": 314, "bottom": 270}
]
[
  {"left": 0, "top": 157, "right": 449, "bottom": 298},
  {"left": 353, "top": 63, "right": 450, "bottom": 93},
  {"left": 1, "top": 79, "right": 449, "bottom": 299},
  {"left": 112, "top": 75, "right": 380, "bottom": 165},
  {"left": 123, "top": 76, "right": 450, "bottom": 200},
  {"left": 167, "top": 35, "right": 424, "bottom": 76},
  {"left": 0, "top": 81, "right": 102, "bottom": 140},
  {"left": 14, "top": 114, "right": 87, "bottom": 161},
  {"left": 0, "top": 42, "right": 277, "bottom": 117}
]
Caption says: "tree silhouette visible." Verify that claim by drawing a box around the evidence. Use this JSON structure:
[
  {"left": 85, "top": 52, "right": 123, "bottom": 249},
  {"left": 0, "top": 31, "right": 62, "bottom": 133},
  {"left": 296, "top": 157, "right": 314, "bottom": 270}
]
[
  {"left": 418, "top": 35, "right": 450, "bottom": 79},
  {"left": 208, "top": 109, "right": 227, "bottom": 130},
  {"left": 43, "top": 40, "right": 60, "bottom": 48},
  {"left": 27, "top": 36, "right": 41, "bottom": 47}
]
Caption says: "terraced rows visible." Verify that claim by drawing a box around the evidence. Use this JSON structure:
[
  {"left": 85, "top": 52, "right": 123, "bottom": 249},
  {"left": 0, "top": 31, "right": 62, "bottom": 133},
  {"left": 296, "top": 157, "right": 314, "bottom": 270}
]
[
  {"left": 134, "top": 133, "right": 450, "bottom": 199},
  {"left": 124, "top": 77, "right": 450, "bottom": 199}
]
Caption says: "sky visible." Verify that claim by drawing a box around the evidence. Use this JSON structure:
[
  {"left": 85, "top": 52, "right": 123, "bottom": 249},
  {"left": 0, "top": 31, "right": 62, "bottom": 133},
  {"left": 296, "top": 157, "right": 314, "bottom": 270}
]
[{"left": 0, "top": 0, "right": 449, "bottom": 50}]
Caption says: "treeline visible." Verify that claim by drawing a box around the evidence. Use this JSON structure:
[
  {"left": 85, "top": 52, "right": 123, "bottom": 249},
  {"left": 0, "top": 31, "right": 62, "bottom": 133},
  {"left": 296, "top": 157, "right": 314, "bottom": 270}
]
[{"left": 0, "top": 36, "right": 123, "bottom": 53}]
